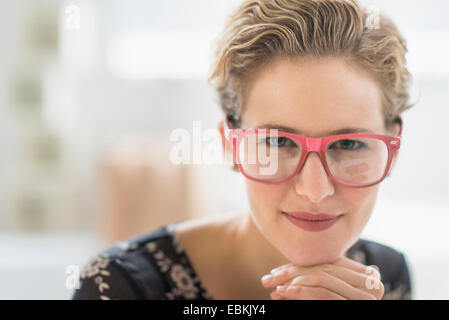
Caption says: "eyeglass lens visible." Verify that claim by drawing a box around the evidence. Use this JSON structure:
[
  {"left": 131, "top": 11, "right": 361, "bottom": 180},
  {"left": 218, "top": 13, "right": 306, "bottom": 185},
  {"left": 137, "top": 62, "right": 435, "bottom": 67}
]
[{"left": 238, "top": 132, "right": 389, "bottom": 186}]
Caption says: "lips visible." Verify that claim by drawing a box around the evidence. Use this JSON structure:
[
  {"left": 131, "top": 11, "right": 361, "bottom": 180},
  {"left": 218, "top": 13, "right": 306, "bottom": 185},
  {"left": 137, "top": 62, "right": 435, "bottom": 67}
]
[
  {"left": 282, "top": 211, "right": 343, "bottom": 221},
  {"left": 282, "top": 211, "right": 344, "bottom": 232}
]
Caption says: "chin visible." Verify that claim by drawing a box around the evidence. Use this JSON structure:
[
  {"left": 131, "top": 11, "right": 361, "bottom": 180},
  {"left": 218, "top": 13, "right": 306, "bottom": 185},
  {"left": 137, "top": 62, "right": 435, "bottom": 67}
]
[
  {"left": 274, "top": 212, "right": 352, "bottom": 266},
  {"left": 288, "top": 251, "right": 344, "bottom": 267},
  {"left": 280, "top": 240, "right": 347, "bottom": 267}
]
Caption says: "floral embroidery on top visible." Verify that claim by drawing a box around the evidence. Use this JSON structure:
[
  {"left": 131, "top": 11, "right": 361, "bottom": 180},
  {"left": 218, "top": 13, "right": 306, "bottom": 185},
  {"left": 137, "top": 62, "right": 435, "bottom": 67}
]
[
  {"left": 146, "top": 241, "right": 173, "bottom": 272},
  {"left": 145, "top": 229, "right": 203, "bottom": 300},
  {"left": 80, "top": 253, "right": 112, "bottom": 300},
  {"left": 80, "top": 239, "right": 139, "bottom": 300},
  {"left": 81, "top": 254, "right": 111, "bottom": 279},
  {"left": 167, "top": 224, "right": 214, "bottom": 300},
  {"left": 169, "top": 264, "right": 200, "bottom": 299},
  {"left": 143, "top": 224, "right": 214, "bottom": 300}
]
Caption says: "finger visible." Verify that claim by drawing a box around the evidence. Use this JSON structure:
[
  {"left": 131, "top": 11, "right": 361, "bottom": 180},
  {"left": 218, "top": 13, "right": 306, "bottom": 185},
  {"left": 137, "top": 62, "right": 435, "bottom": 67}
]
[
  {"left": 260, "top": 263, "right": 294, "bottom": 287},
  {"left": 320, "top": 263, "right": 384, "bottom": 299},
  {"left": 270, "top": 290, "right": 286, "bottom": 300},
  {"left": 333, "top": 256, "right": 382, "bottom": 280},
  {"left": 262, "top": 263, "right": 329, "bottom": 288},
  {"left": 333, "top": 256, "right": 383, "bottom": 297},
  {"left": 293, "top": 263, "right": 384, "bottom": 295},
  {"left": 272, "top": 263, "right": 383, "bottom": 299},
  {"left": 286, "top": 270, "right": 379, "bottom": 300},
  {"left": 261, "top": 256, "right": 382, "bottom": 294},
  {"left": 276, "top": 285, "right": 348, "bottom": 300},
  {"left": 269, "top": 263, "right": 293, "bottom": 274}
]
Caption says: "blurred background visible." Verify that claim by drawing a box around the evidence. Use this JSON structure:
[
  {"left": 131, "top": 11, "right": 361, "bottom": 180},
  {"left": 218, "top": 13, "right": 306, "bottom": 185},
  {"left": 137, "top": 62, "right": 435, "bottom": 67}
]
[{"left": 0, "top": 0, "right": 447, "bottom": 299}]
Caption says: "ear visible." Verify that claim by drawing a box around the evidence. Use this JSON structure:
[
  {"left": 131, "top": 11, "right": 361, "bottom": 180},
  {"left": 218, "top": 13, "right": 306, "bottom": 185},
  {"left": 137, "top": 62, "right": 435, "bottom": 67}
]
[{"left": 218, "top": 121, "right": 239, "bottom": 172}]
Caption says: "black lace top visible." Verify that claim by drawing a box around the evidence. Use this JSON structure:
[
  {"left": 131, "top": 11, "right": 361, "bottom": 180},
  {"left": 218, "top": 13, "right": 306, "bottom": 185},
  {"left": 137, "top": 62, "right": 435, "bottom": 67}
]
[{"left": 71, "top": 223, "right": 412, "bottom": 300}]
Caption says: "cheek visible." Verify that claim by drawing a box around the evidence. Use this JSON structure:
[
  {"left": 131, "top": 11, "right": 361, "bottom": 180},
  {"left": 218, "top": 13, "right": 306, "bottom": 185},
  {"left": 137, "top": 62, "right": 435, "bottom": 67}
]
[
  {"left": 339, "top": 185, "right": 380, "bottom": 242},
  {"left": 246, "top": 180, "right": 287, "bottom": 213},
  {"left": 341, "top": 185, "right": 379, "bottom": 217},
  {"left": 245, "top": 181, "right": 288, "bottom": 240}
]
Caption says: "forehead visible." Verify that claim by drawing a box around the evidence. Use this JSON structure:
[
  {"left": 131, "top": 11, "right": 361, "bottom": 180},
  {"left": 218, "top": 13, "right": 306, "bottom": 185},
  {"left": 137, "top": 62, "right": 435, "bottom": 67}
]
[{"left": 241, "top": 57, "right": 384, "bottom": 136}]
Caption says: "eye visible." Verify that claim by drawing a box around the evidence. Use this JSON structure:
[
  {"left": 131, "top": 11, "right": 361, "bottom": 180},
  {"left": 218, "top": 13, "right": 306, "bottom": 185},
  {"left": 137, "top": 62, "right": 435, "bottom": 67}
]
[
  {"left": 264, "top": 136, "right": 291, "bottom": 147},
  {"left": 330, "top": 139, "right": 366, "bottom": 150}
]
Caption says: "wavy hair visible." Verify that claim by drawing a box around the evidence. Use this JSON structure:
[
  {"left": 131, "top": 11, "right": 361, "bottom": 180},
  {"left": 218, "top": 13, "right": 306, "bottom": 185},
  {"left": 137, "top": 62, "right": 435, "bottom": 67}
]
[{"left": 208, "top": 0, "right": 414, "bottom": 131}]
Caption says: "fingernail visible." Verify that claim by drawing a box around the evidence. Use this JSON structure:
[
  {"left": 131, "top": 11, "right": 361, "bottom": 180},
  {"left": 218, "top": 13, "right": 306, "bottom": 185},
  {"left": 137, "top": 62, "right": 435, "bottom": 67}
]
[
  {"left": 261, "top": 274, "right": 273, "bottom": 283},
  {"left": 270, "top": 267, "right": 282, "bottom": 274},
  {"left": 273, "top": 269, "right": 287, "bottom": 279},
  {"left": 277, "top": 285, "right": 287, "bottom": 292}
]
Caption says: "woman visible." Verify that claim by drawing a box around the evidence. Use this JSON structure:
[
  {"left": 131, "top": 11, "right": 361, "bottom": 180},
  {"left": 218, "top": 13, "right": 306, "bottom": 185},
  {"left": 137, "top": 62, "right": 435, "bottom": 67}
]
[{"left": 73, "top": 0, "right": 414, "bottom": 300}]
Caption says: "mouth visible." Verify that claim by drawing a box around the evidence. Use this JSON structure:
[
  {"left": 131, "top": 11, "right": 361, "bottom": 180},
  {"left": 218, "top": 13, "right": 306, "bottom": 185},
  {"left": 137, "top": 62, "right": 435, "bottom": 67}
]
[
  {"left": 282, "top": 211, "right": 344, "bottom": 232},
  {"left": 282, "top": 211, "right": 344, "bottom": 221}
]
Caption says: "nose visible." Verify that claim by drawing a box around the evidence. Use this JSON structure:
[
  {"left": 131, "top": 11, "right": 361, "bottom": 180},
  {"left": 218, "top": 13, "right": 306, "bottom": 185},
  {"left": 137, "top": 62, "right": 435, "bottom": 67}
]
[{"left": 292, "top": 152, "right": 335, "bottom": 203}]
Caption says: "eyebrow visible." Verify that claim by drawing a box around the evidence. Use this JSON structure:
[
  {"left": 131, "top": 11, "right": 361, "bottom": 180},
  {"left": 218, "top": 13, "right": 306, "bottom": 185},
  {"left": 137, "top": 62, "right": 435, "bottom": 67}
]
[{"left": 255, "top": 123, "right": 375, "bottom": 135}]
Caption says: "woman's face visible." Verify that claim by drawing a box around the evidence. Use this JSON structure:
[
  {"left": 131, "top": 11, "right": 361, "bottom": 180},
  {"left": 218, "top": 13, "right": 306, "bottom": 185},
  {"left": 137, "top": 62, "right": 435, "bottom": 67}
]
[{"left": 240, "top": 57, "right": 390, "bottom": 267}]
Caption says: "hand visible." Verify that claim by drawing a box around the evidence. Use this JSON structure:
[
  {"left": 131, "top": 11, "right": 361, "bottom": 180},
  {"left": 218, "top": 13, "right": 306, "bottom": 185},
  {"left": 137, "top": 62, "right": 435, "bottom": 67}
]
[{"left": 260, "top": 256, "right": 384, "bottom": 300}]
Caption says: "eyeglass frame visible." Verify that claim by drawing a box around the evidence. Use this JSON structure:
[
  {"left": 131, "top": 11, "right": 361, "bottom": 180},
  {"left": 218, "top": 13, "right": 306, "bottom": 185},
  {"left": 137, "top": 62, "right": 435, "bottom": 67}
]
[{"left": 222, "top": 117, "right": 402, "bottom": 188}]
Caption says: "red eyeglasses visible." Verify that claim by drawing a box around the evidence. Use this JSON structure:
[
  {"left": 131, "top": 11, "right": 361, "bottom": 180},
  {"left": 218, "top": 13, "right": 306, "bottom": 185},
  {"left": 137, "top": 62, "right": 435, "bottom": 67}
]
[{"left": 221, "top": 117, "right": 401, "bottom": 188}]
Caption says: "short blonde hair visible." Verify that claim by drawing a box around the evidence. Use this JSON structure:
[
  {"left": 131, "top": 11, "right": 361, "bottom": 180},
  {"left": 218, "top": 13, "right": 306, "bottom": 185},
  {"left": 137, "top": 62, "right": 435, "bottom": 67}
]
[{"left": 208, "top": 0, "right": 414, "bottom": 131}]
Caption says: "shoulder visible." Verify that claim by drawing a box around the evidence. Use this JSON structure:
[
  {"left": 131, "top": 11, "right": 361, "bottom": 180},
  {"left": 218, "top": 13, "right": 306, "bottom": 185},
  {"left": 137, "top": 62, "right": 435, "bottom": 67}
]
[
  {"left": 346, "top": 238, "right": 413, "bottom": 300},
  {"left": 72, "top": 224, "right": 176, "bottom": 300},
  {"left": 72, "top": 214, "right": 234, "bottom": 300}
]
